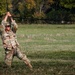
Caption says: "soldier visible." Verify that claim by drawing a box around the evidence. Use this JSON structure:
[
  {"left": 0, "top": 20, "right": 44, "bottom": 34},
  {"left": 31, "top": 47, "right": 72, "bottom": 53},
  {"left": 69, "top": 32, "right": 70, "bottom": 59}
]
[{"left": 0, "top": 12, "right": 32, "bottom": 70}]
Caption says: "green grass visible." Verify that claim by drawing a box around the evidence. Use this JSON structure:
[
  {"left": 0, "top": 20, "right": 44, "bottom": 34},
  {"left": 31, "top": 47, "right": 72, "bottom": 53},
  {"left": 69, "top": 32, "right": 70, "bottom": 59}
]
[{"left": 0, "top": 24, "right": 75, "bottom": 75}]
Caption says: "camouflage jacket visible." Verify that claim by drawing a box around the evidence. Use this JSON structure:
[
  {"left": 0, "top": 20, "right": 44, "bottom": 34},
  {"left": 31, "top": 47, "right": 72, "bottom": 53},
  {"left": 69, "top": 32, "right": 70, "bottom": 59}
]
[
  {"left": 0, "top": 20, "right": 19, "bottom": 50},
  {"left": 1, "top": 20, "right": 18, "bottom": 33}
]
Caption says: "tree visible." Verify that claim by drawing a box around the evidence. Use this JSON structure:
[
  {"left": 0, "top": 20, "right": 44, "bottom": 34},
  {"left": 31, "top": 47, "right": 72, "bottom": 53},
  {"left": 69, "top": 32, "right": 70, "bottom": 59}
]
[
  {"left": 25, "top": 0, "right": 36, "bottom": 10},
  {"left": 0, "top": 0, "right": 6, "bottom": 15},
  {"left": 33, "top": 0, "right": 54, "bottom": 19},
  {"left": 0, "top": 0, "right": 13, "bottom": 16},
  {"left": 60, "top": 0, "right": 75, "bottom": 9},
  {"left": 12, "top": 0, "right": 35, "bottom": 16},
  {"left": 0, "top": 0, "right": 74, "bottom": 23}
]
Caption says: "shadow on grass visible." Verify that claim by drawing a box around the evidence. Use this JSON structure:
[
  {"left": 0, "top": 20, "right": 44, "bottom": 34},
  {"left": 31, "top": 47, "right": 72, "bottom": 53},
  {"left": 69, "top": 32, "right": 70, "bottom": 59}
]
[{"left": 0, "top": 61, "right": 75, "bottom": 75}]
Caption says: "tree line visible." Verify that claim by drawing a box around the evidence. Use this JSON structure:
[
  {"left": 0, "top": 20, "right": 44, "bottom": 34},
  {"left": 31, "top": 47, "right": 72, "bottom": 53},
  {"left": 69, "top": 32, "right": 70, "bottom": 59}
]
[{"left": 0, "top": 0, "right": 75, "bottom": 24}]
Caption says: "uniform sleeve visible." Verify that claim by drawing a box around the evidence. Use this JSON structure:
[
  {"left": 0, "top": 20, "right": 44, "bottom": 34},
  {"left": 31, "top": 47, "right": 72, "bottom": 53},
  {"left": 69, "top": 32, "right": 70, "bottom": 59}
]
[
  {"left": 1, "top": 20, "right": 8, "bottom": 25},
  {"left": 1, "top": 20, "right": 7, "bottom": 29},
  {"left": 11, "top": 20, "right": 18, "bottom": 33},
  {"left": 0, "top": 28, "right": 2, "bottom": 36},
  {"left": 0, "top": 20, "right": 6, "bottom": 35}
]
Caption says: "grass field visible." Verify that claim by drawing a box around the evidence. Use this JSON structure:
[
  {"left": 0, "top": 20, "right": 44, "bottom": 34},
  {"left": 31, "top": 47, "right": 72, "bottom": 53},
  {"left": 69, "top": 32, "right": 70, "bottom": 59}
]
[{"left": 0, "top": 24, "right": 75, "bottom": 75}]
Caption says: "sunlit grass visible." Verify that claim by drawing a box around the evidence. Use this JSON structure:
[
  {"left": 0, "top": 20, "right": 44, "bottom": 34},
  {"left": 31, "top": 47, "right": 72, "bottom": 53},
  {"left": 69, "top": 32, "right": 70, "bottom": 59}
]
[{"left": 0, "top": 24, "right": 75, "bottom": 75}]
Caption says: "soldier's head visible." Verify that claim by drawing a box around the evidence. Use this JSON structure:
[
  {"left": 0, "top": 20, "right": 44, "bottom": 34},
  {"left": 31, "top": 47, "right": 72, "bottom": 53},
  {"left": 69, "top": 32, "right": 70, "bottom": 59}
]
[{"left": 5, "top": 22, "right": 11, "bottom": 31}]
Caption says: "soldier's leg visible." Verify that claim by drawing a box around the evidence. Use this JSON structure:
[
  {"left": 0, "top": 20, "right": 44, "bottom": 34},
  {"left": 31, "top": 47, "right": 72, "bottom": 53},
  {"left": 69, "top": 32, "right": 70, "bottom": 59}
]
[
  {"left": 16, "top": 48, "right": 32, "bottom": 69},
  {"left": 4, "top": 50, "right": 13, "bottom": 67}
]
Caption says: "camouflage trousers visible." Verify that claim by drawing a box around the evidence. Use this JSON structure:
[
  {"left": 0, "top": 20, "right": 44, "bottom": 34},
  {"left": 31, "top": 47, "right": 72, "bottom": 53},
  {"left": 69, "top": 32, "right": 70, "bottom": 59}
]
[{"left": 4, "top": 47, "right": 31, "bottom": 67}]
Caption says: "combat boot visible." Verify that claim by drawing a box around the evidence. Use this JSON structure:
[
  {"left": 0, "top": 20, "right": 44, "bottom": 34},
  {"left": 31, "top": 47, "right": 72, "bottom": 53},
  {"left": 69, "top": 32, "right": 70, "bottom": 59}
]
[{"left": 5, "top": 60, "right": 12, "bottom": 68}]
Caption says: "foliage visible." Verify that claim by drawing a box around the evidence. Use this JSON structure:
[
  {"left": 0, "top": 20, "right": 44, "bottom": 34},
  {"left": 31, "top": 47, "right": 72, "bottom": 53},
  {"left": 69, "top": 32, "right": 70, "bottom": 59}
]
[
  {"left": 0, "top": 0, "right": 6, "bottom": 15},
  {"left": 47, "top": 9, "right": 71, "bottom": 21},
  {"left": 25, "top": 0, "right": 36, "bottom": 10},
  {"left": 0, "top": 0, "right": 75, "bottom": 23},
  {"left": 33, "top": 11, "right": 46, "bottom": 19},
  {"left": 60, "top": 0, "right": 75, "bottom": 9},
  {"left": 0, "top": 0, "right": 12, "bottom": 15},
  {"left": 33, "top": 0, "right": 54, "bottom": 18}
]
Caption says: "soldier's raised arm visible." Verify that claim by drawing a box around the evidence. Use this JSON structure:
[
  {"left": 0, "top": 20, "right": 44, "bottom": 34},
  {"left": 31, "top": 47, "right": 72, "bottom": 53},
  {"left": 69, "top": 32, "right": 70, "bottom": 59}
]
[
  {"left": 1, "top": 12, "right": 9, "bottom": 28},
  {"left": 8, "top": 12, "right": 18, "bottom": 33},
  {"left": 0, "top": 12, "right": 9, "bottom": 34},
  {"left": 11, "top": 18, "right": 18, "bottom": 33}
]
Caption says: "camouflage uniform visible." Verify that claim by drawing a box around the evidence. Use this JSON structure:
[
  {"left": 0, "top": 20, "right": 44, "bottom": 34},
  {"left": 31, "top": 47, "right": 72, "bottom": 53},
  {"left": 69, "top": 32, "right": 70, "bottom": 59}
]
[{"left": 0, "top": 20, "right": 32, "bottom": 68}]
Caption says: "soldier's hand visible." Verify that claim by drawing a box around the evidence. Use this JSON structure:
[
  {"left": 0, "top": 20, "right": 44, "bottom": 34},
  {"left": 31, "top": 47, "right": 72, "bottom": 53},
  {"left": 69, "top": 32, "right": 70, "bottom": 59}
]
[{"left": 7, "top": 12, "right": 12, "bottom": 17}]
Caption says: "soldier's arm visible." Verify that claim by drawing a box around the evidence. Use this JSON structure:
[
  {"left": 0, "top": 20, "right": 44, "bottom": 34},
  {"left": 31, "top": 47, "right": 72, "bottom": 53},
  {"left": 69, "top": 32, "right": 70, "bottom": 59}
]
[
  {"left": 3, "top": 13, "right": 8, "bottom": 22},
  {"left": 1, "top": 12, "right": 9, "bottom": 31},
  {"left": 2, "top": 12, "right": 9, "bottom": 23},
  {"left": 11, "top": 18, "right": 18, "bottom": 33},
  {"left": 7, "top": 12, "right": 18, "bottom": 33},
  {"left": 15, "top": 39, "right": 19, "bottom": 46},
  {"left": 0, "top": 25, "right": 4, "bottom": 35},
  {"left": 3, "top": 40, "right": 7, "bottom": 49}
]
